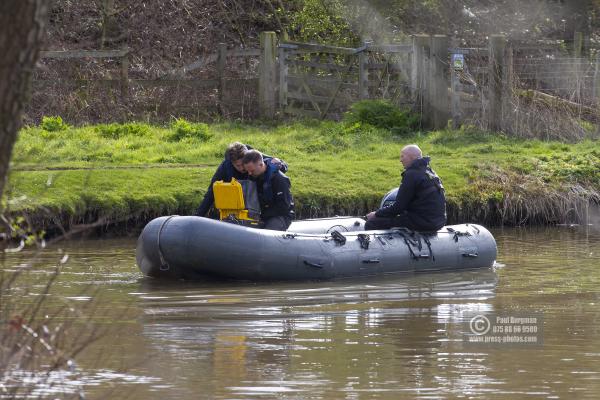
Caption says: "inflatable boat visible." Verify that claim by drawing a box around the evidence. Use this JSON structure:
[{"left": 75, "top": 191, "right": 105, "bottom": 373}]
[{"left": 136, "top": 215, "right": 497, "bottom": 281}]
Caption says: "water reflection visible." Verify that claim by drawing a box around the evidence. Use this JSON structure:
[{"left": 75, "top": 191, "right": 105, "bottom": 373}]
[
  {"left": 134, "top": 269, "right": 498, "bottom": 399},
  {"left": 2, "top": 227, "right": 600, "bottom": 399}
]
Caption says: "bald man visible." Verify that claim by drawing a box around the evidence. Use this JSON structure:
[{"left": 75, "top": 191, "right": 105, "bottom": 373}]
[{"left": 365, "top": 144, "right": 446, "bottom": 232}]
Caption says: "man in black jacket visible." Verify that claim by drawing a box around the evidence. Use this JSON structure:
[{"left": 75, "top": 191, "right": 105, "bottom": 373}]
[
  {"left": 365, "top": 144, "right": 446, "bottom": 232},
  {"left": 195, "top": 142, "right": 287, "bottom": 217},
  {"left": 242, "top": 150, "right": 295, "bottom": 231}
]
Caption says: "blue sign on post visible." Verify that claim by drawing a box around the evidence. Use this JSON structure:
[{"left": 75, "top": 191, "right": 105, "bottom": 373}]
[{"left": 452, "top": 53, "right": 465, "bottom": 70}]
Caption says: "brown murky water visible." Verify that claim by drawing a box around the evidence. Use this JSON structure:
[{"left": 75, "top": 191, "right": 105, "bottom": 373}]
[{"left": 2, "top": 226, "right": 600, "bottom": 399}]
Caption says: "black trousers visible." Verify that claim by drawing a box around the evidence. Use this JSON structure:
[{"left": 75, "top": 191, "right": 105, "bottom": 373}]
[
  {"left": 262, "top": 216, "right": 292, "bottom": 231},
  {"left": 364, "top": 213, "right": 439, "bottom": 232}
]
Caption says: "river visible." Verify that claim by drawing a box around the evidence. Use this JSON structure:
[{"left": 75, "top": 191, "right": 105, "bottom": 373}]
[{"left": 2, "top": 226, "right": 600, "bottom": 399}]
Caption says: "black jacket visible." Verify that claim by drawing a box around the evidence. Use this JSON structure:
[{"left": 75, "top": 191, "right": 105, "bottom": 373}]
[
  {"left": 254, "top": 162, "right": 295, "bottom": 221},
  {"left": 195, "top": 145, "right": 288, "bottom": 217},
  {"left": 375, "top": 157, "right": 446, "bottom": 230}
]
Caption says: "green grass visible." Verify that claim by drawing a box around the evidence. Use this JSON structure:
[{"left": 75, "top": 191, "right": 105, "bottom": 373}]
[{"left": 7, "top": 120, "right": 600, "bottom": 230}]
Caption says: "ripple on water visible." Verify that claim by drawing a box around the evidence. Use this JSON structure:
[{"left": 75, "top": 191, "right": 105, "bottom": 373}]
[{"left": 3, "top": 229, "right": 600, "bottom": 399}]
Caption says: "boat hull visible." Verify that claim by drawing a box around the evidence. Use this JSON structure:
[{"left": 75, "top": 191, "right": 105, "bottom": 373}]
[{"left": 136, "top": 216, "right": 497, "bottom": 281}]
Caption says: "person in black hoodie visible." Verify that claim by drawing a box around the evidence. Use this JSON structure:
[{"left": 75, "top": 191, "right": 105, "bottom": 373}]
[
  {"left": 365, "top": 144, "right": 446, "bottom": 232},
  {"left": 242, "top": 150, "right": 295, "bottom": 231},
  {"left": 195, "top": 142, "right": 287, "bottom": 217}
]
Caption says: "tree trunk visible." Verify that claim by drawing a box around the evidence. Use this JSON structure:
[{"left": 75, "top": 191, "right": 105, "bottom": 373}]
[{"left": 0, "top": 1, "right": 48, "bottom": 201}]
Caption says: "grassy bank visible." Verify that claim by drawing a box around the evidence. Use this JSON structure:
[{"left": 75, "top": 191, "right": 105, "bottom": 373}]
[{"left": 6, "top": 119, "right": 600, "bottom": 234}]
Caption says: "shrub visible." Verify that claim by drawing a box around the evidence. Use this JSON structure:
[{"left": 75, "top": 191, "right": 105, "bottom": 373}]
[
  {"left": 343, "top": 100, "right": 419, "bottom": 135},
  {"left": 286, "top": 0, "right": 358, "bottom": 46},
  {"left": 321, "top": 120, "right": 349, "bottom": 137},
  {"left": 169, "top": 118, "right": 212, "bottom": 142},
  {"left": 95, "top": 123, "right": 151, "bottom": 139},
  {"left": 303, "top": 135, "right": 350, "bottom": 153},
  {"left": 40, "top": 116, "right": 68, "bottom": 132}
]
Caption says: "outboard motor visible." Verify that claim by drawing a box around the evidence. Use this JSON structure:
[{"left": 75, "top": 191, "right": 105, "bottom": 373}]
[{"left": 379, "top": 187, "right": 399, "bottom": 209}]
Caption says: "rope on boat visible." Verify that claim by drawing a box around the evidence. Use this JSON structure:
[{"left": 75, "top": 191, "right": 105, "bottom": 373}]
[
  {"left": 326, "top": 224, "right": 351, "bottom": 233},
  {"left": 446, "top": 226, "right": 473, "bottom": 242},
  {"left": 280, "top": 224, "right": 475, "bottom": 261},
  {"left": 391, "top": 227, "right": 437, "bottom": 261},
  {"left": 157, "top": 215, "right": 177, "bottom": 271},
  {"left": 423, "top": 235, "right": 435, "bottom": 261}
]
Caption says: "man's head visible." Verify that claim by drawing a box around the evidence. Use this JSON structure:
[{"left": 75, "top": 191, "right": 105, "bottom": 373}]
[
  {"left": 242, "top": 149, "right": 266, "bottom": 177},
  {"left": 227, "top": 142, "right": 249, "bottom": 173},
  {"left": 400, "top": 144, "right": 422, "bottom": 169}
]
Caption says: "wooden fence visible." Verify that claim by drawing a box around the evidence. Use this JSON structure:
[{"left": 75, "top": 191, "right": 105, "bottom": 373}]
[
  {"left": 31, "top": 40, "right": 264, "bottom": 123},
  {"left": 31, "top": 31, "right": 600, "bottom": 135},
  {"left": 273, "top": 34, "right": 500, "bottom": 130},
  {"left": 277, "top": 40, "right": 413, "bottom": 120}
]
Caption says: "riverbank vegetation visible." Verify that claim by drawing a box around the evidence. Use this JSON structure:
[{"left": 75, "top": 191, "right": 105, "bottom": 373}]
[{"left": 7, "top": 113, "right": 599, "bottom": 235}]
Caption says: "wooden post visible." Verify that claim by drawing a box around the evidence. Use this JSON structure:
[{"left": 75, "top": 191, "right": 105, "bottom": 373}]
[
  {"left": 488, "top": 35, "right": 507, "bottom": 132},
  {"left": 594, "top": 52, "right": 600, "bottom": 135},
  {"left": 594, "top": 52, "right": 600, "bottom": 101},
  {"left": 278, "top": 44, "right": 288, "bottom": 111},
  {"left": 573, "top": 31, "right": 583, "bottom": 58},
  {"left": 412, "top": 35, "right": 430, "bottom": 127},
  {"left": 120, "top": 49, "right": 129, "bottom": 100},
  {"left": 502, "top": 46, "right": 514, "bottom": 132},
  {"left": 259, "top": 31, "right": 277, "bottom": 119},
  {"left": 358, "top": 41, "right": 369, "bottom": 100},
  {"left": 450, "top": 38, "right": 462, "bottom": 129},
  {"left": 574, "top": 31, "right": 584, "bottom": 103},
  {"left": 573, "top": 32, "right": 583, "bottom": 103},
  {"left": 217, "top": 43, "right": 227, "bottom": 115},
  {"left": 101, "top": 0, "right": 115, "bottom": 49},
  {"left": 429, "top": 35, "right": 449, "bottom": 129},
  {"left": 451, "top": 63, "right": 460, "bottom": 129},
  {"left": 504, "top": 46, "right": 514, "bottom": 93}
]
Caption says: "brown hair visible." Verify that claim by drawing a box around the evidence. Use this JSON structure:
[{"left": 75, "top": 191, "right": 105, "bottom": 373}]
[
  {"left": 226, "top": 142, "right": 248, "bottom": 162},
  {"left": 242, "top": 149, "right": 263, "bottom": 165}
]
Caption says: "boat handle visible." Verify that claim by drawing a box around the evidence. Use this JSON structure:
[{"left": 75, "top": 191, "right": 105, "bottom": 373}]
[
  {"left": 304, "top": 260, "right": 324, "bottom": 269},
  {"left": 362, "top": 258, "right": 380, "bottom": 264},
  {"left": 462, "top": 253, "right": 478, "bottom": 258}
]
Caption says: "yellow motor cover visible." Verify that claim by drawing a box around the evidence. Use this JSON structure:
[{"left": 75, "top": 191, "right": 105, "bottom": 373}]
[{"left": 213, "top": 178, "right": 254, "bottom": 221}]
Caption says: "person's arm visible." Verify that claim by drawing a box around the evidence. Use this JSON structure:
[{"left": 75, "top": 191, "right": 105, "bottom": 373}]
[
  {"left": 375, "top": 172, "right": 417, "bottom": 218},
  {"left": 274, "top": 158, "right": 288, "bottom": 173},
  {"left": 195, "top": 162, "right": 227, "bottom": 216},
  {"left": 263, "top": 174, "right": 293, "bottom": 218},
  {"left": 263, "top": 155, "right": 288, "bottom": 173}
]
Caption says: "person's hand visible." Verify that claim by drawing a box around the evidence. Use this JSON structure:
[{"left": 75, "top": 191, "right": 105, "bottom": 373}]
[
  {"left": 271, "top": 157, "right": 282, "bottom": 165},
  {"left": 366, "top": 211, "right": 376, "bottom": 220}
]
